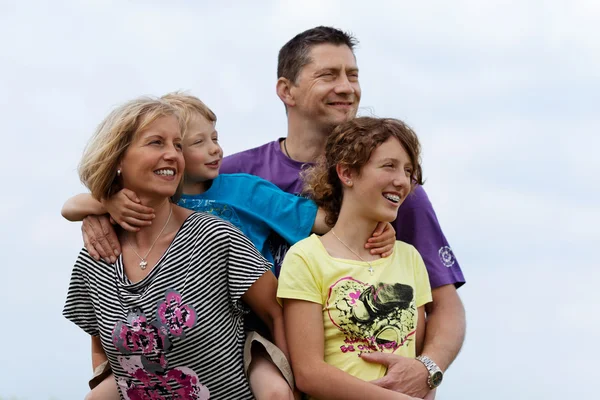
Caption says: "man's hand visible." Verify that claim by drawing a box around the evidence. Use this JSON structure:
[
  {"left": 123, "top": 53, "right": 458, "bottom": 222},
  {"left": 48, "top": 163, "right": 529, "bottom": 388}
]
[
  {"left": 360, "top": 352, "right": 429, "bottom": 398},
  {"left": 82, "top": 215, "right": 121, "bottom": 263},
  {"left": 365, "top": 222, "right": 396, "bottom": 258}
]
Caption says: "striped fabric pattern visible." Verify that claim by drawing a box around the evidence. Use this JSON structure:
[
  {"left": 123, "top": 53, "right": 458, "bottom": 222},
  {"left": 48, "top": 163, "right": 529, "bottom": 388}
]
[{"left": 63, "top": 212, "right": 270, "bottom": 399}]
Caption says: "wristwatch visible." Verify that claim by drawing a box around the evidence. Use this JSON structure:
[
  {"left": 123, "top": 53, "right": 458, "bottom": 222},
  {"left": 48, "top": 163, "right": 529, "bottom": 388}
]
[{"left": 416, "top": 355, "right": 443, "bottom": 389}]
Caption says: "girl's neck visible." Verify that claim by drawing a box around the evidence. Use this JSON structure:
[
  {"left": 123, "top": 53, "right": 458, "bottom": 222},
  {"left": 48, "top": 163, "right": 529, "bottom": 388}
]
[{"left": 328, "top": 205, "right": 380, "bottom": 260}]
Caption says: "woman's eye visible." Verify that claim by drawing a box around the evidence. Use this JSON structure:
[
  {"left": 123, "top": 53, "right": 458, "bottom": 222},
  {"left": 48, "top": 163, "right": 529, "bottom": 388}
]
[
  {"left": 175, "top": 143, "right": 183, "bottom": 150},
  {"left": 150, "top": 140, "right": 162, "bottom": 145}
]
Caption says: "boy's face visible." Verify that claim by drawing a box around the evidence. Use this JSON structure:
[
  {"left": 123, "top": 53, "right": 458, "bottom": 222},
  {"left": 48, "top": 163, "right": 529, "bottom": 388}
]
[{"left": 182, "top": 114, "right": 223, "bottom": 185}]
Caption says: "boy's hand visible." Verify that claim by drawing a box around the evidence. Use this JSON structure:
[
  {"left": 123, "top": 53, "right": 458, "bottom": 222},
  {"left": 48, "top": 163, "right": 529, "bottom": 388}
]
[
  {"left": 82, "top": 215, "right": 120, "bottom": 263},
  {"left": 102, "top": 189, "right": 155, "bottom": 232},
  {"left": 365, "top": 222, "right": 396, "bottom": 258}
]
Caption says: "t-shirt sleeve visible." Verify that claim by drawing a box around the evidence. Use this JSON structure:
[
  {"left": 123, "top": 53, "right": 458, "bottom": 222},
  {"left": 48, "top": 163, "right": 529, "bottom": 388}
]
[
  {"left": 277, "top": 244, "right": 322, "bottom": 305},
  {"left": 62, "top": 249, "right": 99, "bottom": 337},
  {"left": 411, "top": 247, "right": 433, "bottom": 308},
  {"left": 243, "top": 175, "right": 318, "bottom": 245},
  {"left": 224, "top": 221, "right": 271, "bottom": 309},
  {"left": 394, "top": 185, "right": 466, "bottom": 289}
]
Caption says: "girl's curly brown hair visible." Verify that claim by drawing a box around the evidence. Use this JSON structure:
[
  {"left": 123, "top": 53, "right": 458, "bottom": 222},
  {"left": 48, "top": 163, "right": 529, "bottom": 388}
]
[{"left": 302, "top": 117, "right": 423, "bottom": 227}]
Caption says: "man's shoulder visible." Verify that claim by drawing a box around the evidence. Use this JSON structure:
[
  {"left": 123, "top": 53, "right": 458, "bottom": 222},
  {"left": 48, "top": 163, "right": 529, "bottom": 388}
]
[{"left": 221, "top": 140, "right": 279, "bottom": 174}]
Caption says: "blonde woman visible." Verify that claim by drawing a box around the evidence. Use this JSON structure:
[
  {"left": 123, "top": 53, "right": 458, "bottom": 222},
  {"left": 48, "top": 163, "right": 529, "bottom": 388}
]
[
  {"left": 277, "top": 118, "right": 435, "bottom": 400},
  {"left": 63, "top": 97, "right": 287, "bottom": 399}
]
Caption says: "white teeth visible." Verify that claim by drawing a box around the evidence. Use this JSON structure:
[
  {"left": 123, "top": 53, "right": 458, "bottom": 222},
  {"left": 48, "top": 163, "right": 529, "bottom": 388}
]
[
  {"left": 384, "top": 194, "right": 400, "bottom": 203},
  {"left": 155, "top": 169, "right": 174, "bottom": 176}
]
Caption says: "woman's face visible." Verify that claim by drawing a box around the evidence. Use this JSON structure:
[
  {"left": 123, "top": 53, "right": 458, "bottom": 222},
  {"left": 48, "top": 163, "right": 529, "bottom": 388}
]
[
  {"left": 118, "top": 115, "right": 184, "bottom": 201},
  {"left": 344, "top": 137, "right": 413, "bottom": 223}
]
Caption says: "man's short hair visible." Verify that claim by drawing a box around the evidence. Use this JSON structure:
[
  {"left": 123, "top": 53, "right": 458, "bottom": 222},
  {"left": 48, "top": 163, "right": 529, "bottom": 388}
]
[{"left": 277, "top": 26, "right": 358, "bottom": 83}]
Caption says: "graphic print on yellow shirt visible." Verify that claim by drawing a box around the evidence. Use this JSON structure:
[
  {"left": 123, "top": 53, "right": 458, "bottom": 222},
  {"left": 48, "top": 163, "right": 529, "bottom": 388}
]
[
  {"left": 277, "top": 234, "right": 432, "bottom": 382},
  {"left": 327, "top": 278, "right": 416, "bottom": 355}
]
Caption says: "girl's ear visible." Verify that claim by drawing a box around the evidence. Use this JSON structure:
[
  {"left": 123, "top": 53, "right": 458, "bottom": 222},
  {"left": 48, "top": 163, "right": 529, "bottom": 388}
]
[
  {"left": 336, "top": 164, "right": 354, "bottom": 188},
  {"left": 276, "top": 77, "right": 296, "bottom": 108}
]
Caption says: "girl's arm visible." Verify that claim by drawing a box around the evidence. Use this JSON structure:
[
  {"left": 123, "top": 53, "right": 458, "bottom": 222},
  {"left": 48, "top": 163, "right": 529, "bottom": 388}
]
[
  {"left": 241, "top": 271, "right": 289, "bottom": 360},
  {"left": 62, "top": 194, "right": 107, "bottom": 221},
  {"left": 283, "top": 298, "right": 417, "bottom": 400}
]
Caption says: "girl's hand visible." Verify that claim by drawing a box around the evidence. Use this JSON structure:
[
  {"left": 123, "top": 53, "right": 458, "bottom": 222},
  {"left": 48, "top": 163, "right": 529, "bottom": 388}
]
[
  {"left": 365, "top": 222, "right": 396, "bottom": 258},
  {"left": 101, "top": 189, "right": 155, "bottom": 232}
]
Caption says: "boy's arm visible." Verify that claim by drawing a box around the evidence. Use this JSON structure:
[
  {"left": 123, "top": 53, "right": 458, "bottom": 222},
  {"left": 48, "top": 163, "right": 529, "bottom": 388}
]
[
  {"left": 241, "top": 271, "right": 289, "bottom": 361},
  {"left": 91, "top": 335, "right": 108, "bottom": 370},
  {"left": 62, "top": 194, "right": 106, "bottom": 221}
]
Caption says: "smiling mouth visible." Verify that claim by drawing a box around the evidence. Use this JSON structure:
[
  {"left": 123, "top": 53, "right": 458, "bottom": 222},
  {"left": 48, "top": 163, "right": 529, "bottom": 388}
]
[
  {"left": 205, "top": 160, "right": 220, "bottom": 166},
  {"left": 154, "top": 168, "right": 175, "bottom": 176},
  {"left": 383, "top": 193, "right": 401, "bottom": 204}
]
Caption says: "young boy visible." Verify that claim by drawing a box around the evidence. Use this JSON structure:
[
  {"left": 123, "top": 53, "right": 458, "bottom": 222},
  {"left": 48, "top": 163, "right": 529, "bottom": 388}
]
[{"left": 62, "top": 92, "right": 396, "bottom": 400}]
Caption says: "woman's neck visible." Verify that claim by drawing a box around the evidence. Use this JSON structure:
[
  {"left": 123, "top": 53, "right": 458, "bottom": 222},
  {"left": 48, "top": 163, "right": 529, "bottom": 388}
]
[{"left": 124, "top": 198, "right": 174, "bottom": 246}]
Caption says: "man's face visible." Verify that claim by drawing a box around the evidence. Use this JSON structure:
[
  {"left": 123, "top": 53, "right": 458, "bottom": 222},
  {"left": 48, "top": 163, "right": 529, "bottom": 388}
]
[{"left": 290, "top": 44, "right": 361, "bottom": 132}]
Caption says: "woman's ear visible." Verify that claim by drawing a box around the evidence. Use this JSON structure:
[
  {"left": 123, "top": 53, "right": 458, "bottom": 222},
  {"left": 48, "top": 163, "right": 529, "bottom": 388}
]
[
  {"left": 336, "top": 164, "right": 354, "bottom": 188},
  {"left": 276, "top": 77, "right": 296, "bottom": 108}
]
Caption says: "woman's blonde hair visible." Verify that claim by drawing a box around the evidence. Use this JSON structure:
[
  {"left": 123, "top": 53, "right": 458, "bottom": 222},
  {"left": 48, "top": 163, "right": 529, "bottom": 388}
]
[
  {"left": 302, "top": 117, "right": 424, "bottom": 227},
  {"left": 78, "top": 97, "right": 185, "bottom": 200}
]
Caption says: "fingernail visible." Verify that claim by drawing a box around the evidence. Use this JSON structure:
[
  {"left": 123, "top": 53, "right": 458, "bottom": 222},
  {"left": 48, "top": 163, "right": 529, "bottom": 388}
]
[
  {"left": 110, "top": 257, "right": 116, "bottom": 264},
  {"left": 114, "top": 250, "right": 120, "bottom": 257},
  {"left": 103, "top": 258, "right": 110, "bottom": 263}
]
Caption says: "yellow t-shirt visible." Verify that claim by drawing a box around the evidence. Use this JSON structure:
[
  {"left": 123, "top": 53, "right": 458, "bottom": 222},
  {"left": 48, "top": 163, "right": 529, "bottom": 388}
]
[{"left": 277, "top": 234, "right": 432, "bottom": 383}]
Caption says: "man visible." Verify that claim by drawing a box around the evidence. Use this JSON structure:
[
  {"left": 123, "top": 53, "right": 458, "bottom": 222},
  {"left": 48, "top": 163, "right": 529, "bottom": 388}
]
[{"left": 220, "top": 26, "right": 466, "bottom": 398}]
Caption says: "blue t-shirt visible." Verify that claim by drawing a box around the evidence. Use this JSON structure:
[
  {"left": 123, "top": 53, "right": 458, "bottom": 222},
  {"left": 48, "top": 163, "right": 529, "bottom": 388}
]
[{"left": 178, "top": 173, "right": 318, "bottom": 273}]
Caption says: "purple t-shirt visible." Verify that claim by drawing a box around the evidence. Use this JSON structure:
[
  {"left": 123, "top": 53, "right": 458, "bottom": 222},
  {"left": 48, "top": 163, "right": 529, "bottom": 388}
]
[{"left": 221, "top": 139, "right": 465, "bottom": 289}]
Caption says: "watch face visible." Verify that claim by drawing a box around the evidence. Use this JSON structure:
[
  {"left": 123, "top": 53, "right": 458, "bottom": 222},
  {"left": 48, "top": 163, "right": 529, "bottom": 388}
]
[{"left": 431, "top": 371, "right": 443, "bottom": 388}]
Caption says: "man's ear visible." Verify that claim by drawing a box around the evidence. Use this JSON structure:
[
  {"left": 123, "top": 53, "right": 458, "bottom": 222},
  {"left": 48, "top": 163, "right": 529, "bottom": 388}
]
[
  {"left": 276, "top": 77, "right": 296, "bottom": 108},
  {"left": 336, "top": 164, "right": 355, "bottom": 188}
]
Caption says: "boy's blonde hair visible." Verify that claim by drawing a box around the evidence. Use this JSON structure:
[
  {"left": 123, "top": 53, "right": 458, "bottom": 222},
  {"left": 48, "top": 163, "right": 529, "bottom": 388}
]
[
  {"left": 161, "top": 92, "right": 217, "bottom": 136},
  {"left": 78, "top": 97, "right": 184, "bottom": 200}
]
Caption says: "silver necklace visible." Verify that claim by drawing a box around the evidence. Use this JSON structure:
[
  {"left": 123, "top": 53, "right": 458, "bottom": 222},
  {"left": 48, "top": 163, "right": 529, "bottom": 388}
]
[
  {"left": 126, "top": 205, "right": 173, "bottom": 270},
  {"left": 331, "top": 229, "right": 374, "bottom": 275}
]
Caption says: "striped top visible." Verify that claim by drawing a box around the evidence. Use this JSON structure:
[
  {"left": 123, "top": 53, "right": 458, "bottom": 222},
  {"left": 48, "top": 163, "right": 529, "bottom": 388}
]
[{"left": 63, "top": 212, "right": 270, "bottom": 399}]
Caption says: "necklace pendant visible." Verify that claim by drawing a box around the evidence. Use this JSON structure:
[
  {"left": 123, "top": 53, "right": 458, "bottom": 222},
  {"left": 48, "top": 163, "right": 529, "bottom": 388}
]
[
  {"left": 139, "top": 260, "right": 148, "bottom": 270},
  {"left": 368, "top": 266, "right": 374, "bottom": 275}
]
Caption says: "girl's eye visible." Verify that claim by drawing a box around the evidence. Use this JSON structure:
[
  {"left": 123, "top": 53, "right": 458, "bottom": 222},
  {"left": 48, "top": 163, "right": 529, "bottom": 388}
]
[
  {"left": 213, "top": 138, "right": 219, "bottom": 143},
  {"left": 405, "top": 169, "right": 413, "bottom": 176},
  {"left": 384, "top": 164, "right": 394, "bottom": 168},
  {"left": 194, "top": 140, "right": 204, "bottom": 145}
]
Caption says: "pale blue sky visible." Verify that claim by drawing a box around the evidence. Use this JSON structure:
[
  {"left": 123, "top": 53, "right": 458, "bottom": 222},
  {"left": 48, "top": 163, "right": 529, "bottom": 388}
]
[{"left": 1, "top": 0, "right": 598, "bottom": 399}]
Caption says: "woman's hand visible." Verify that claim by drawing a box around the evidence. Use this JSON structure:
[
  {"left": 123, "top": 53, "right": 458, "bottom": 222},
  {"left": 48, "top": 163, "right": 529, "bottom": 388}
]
[
  {"left": 102, "top": 189, "right": 155, "bottom": 232},
  {"left": 365, "top": 222, "right": 396, "bottom": 257}
]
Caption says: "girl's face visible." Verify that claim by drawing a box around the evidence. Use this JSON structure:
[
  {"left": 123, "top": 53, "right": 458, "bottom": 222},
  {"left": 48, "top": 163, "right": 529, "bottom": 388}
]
[
  {"left": 342, "top": 137, "right": 413, "bottom": 223},
  {"left": 182, "top": 114, "right": 223, "bottom": 192},
  {"left": 118, "top": 115, "right": 184, "bottom": 200}
]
